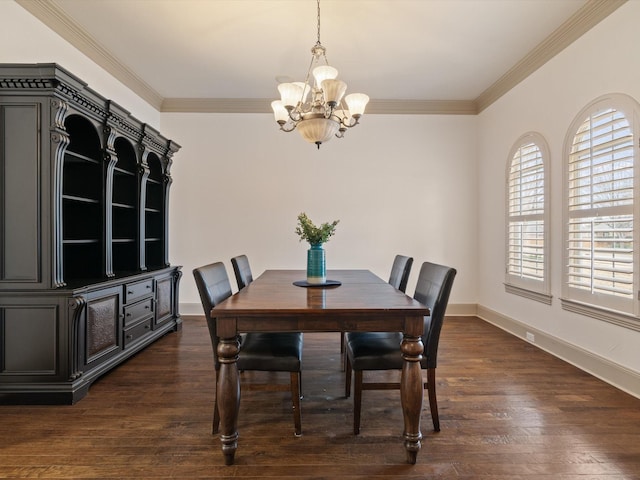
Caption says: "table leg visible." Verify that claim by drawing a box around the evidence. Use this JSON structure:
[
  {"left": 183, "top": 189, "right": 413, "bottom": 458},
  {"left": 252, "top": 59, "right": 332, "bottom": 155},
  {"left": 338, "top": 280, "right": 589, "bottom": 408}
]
[
  {"left": 400, "top": 331, "right": 424, "bottom": 464},
  {"left": 217, "top": 336, "right": 240, "bottom": 465}
]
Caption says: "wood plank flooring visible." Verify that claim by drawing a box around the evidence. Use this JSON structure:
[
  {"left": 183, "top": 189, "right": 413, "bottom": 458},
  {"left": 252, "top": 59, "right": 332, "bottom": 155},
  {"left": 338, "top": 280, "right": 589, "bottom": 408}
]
[{"left": 1, "top": 316, "right": 639, "bottom": 479}]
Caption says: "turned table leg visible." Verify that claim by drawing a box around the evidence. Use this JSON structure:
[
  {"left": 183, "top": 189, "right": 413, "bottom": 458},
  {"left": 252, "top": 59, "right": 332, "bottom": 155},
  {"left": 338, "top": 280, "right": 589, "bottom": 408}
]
[
  {"left": 400, "top": 323, "right": 424, "bottom": 464},
  {"left": 217, "top": 335, "right": 240, "bottom": 465}
]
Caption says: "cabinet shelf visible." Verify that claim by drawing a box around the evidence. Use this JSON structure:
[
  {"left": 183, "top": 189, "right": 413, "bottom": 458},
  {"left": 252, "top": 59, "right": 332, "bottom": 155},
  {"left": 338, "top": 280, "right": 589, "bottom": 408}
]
[
  {"left": 63, "top": 238, "right": 100, "bottom": 244},
  {"left": 114, "top": 166, "right": 136, "bottom": 176},
  {"left": 63, "top": 194, "right": 100, "bottom": 204},
  {"left": 64, "top": 150, "right": 101, "bottom": 165},
  {"left": 113, "top": 202, "right": 136, "bottom": 210}
]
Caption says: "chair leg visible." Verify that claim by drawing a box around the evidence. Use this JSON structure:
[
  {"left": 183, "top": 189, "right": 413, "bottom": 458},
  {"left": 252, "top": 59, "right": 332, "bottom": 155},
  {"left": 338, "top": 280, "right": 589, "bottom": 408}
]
[
  {"left": 426, "top": 367, "right": 440, "bottom": 432},
  {"left": 345, "top": 356, "right": 352, "bottom": 398},
  {"left": 291, "top": 371, "right": 302, "bottom": 436},
  {"left": 353, "top": 370, "right": 363, "bottom": 435},
  {"left": 213, "top": 371, "right": 220, "bottom": 434},
  {"left": 340, "top": 331, "right": 345, "bottom": 353}
]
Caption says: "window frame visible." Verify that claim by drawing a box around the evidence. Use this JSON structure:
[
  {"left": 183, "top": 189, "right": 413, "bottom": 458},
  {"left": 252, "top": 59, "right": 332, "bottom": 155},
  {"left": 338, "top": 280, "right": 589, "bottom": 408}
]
[
  {"left": 561, "top": 93, "right": 640, "bottom": 332},
  {"left": 504, "top": 132, "right": 551, "bottom": 304}
]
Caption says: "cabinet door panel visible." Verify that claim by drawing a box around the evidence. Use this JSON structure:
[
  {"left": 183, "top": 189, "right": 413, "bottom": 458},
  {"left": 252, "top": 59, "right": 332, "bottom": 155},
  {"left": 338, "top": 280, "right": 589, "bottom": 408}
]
[
  {"left": 1, "top": 306, "right": 57, "bottom": 374},
  {"left": 0, "top": 103, "right": 40, "bottom": 283},
  {"left": 84, "top": 288, "right": 121, "bottom": 366},
  {"left": 155, "top": 275, "right": 174, "bottom": 326}
]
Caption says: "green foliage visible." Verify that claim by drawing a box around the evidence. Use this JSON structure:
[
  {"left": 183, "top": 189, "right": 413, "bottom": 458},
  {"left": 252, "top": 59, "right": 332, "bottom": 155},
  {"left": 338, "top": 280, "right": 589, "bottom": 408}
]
[{"left": 295, "top": 212, "right": 339, "bottom": 245}]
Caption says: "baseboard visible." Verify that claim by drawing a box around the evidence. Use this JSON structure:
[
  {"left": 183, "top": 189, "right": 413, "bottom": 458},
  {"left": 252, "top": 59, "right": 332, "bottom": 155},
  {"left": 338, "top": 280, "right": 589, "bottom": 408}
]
[
  {"left": 477, "top": 304, "right": 640, "bottom": 399},
  {"left": 180, "top": 302, "right": 202, "bottom": 316},
  {"left": 444, "top": 303, "right": 477, "bottom": 316}
]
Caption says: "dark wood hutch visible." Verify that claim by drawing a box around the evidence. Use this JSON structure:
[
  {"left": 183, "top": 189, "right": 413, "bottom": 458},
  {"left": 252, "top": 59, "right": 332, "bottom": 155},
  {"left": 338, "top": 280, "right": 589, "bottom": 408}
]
[{"left": 0, "top": 64, "right": 182, "bottom": 403}]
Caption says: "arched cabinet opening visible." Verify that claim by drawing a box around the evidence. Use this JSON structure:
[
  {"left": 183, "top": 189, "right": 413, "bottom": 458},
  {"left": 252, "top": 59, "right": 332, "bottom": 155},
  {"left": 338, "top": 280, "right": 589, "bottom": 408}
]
[
  {"left": 112, "top": 137, "right": 139, "bottom": 275},
  {"left": 62, "top": 114, "right": 104, "bottom": 284},
  {"left": 145, "top": 153, "right": 165, "bottom": 270}
]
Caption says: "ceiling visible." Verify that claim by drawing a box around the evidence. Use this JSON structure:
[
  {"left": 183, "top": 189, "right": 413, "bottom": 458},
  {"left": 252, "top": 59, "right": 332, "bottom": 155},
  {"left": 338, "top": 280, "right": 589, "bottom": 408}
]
[{"left": 16, "top": 0, "right": 625, "bottom": 114}]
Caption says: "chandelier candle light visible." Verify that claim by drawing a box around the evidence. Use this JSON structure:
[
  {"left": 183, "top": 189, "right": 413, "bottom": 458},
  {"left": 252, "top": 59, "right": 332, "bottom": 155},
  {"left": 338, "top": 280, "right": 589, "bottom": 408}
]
[{"left": 271, "top": 0, "right": 369, "bottom": 149}]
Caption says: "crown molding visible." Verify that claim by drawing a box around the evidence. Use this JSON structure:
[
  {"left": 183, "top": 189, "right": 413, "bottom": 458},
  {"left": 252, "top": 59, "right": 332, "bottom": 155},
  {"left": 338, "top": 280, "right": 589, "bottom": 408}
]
[
  {"left": 16, "top": 0, "right": 626, "bottom": 116},
  {"left": 160, "top": 97, "right": 478, "bottom": 115},
  {"left": 475, "top": 0, "right": 627, "bottom": 113},
  {"left": 15, "top": 0, "right": 164, "bottom": 110}
]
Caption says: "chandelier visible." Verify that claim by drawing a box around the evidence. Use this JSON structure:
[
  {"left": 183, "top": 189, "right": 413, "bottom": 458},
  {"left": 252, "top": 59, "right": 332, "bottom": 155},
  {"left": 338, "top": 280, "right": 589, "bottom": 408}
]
[{"left": 271, "top": 0, "right": 369, "bottom": 149}]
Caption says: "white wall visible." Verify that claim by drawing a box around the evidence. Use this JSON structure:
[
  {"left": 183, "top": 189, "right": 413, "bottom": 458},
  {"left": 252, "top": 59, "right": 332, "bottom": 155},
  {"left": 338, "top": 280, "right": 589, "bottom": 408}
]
[
  {"left": 477, "top": 1, "right": 640, "bottom": 382},
  {"left": 161, "top": 112, "right": 478, "bottom": 313},
  {"left": 0, "top": 1, "right": 159, "bottom": 126}
]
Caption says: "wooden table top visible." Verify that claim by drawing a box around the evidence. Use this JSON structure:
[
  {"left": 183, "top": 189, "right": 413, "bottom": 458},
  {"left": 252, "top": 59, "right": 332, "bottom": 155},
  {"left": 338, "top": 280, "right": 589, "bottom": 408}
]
[{"left": 211, "top": 269, "right": 430, "bottom": 317}]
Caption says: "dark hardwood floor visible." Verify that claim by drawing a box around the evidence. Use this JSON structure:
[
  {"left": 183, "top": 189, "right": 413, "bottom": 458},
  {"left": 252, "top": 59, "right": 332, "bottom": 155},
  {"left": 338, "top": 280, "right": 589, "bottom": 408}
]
[{"left": 1, "top": 316, "right": 639, "bottom": 479}]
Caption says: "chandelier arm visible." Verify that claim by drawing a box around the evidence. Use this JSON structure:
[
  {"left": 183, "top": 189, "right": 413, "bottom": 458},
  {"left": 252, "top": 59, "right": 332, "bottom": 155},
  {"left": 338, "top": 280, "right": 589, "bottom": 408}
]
[
  {"left": 337, "top": 115, "right": 353, "bottom": 128},
  {"left": 288, "top": 109, "right": 303, "bottom": 122},
  {"left": 279, "top": 122, "right": 296, "bottom": 133}
]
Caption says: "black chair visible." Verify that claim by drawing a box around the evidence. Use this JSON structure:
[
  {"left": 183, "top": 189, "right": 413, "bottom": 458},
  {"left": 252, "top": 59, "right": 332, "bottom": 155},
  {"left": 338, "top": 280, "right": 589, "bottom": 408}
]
[
  {"left": 344, "top": 261, "right": 456, "bottom": 434},
  {"left": 341, "top": 255, "right": 413, "bottom": 354},
  {"left": 388, "top": 254, "right": 413, "bottom": 293},
  {"left": 231, "top": 254, "right": 253, "bottom": 290},
  {"left": 193, "top": 262, "right": 303, "bottom": 436}
]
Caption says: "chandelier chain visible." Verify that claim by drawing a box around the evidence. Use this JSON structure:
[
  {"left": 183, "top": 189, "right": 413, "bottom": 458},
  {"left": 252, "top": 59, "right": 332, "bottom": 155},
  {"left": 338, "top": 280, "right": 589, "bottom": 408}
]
[{"left": 316, "top": 0, "right": 321, "bottom": 46}]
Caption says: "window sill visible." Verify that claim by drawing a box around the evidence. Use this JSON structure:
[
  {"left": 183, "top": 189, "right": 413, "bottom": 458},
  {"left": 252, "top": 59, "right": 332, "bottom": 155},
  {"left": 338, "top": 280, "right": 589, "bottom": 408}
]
[
  {"left": 504, "top": 283, "right": 552, "bottom": 305},
  {"left": 561, "top": 298, "right": 640, "bottom": 332}
]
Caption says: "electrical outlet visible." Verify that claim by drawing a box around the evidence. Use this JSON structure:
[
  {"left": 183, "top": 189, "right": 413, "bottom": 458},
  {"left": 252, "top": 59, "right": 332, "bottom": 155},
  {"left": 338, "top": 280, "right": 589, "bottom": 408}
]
[{"left": 525, "top": 332, "right": 535, "bottom": 343}]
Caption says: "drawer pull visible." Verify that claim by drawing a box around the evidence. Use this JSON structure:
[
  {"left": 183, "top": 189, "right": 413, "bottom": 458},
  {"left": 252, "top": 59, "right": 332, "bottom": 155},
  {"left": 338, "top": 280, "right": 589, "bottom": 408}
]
[
  {"left": 126, "top": 334, "right": 132, "bottom": 340},
  {"left": 127, "top": 290, "right": 133, "bottom": 295}
]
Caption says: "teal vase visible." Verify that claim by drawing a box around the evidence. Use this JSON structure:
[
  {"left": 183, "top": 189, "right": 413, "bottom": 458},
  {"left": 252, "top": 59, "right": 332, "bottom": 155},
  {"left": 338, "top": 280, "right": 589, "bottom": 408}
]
[{"left": 307, "top": 243, "right": 326, "bottom": 284}]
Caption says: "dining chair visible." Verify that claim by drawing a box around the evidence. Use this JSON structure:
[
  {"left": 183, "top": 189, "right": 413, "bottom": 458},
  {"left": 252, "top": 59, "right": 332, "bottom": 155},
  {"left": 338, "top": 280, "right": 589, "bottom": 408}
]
[
  {"left": 340, "top": 254, "right": 413, "bottom": 354},
  {"left": 388, "top": 254, "right": 414, "bottom": 293},
  {"left": 344, "top": 261, "right": 456, "bottom": 434},
  {"left": 231, "top": 254, "right": 253, "bottom": 290},
  {"left": 193, "top": 262, "right": 303, "bottom": 436}
]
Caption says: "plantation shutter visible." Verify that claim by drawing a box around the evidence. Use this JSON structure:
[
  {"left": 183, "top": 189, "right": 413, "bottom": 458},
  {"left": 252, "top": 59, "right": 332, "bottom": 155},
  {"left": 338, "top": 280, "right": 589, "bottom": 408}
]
[
  {"left": 507, "top": 143, "right": 545, "bottom": 282},
  {"left": 567, "top": 108, "right": 634, "bottom": 303}
]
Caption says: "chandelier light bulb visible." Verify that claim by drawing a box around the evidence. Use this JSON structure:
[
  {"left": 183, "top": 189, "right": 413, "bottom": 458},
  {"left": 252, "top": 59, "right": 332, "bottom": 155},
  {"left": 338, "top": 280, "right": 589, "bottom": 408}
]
[
  {"left": 312, "top": 65, "right": 339, "bottom": 87},
  {"left": 271, "top": 100, "right": 289, "bottom": 124},
  {"left": 293, "top": 81, "right": 311, "bottom": 104},
  {"left": 278, "top": 83, "right": 303, "bottom": 109},
  {"left": 321, "top": 79, "right": 347, "bottom": 107},
  {"left": 345, "top": 93, "right": 370, "bottom": 118}
]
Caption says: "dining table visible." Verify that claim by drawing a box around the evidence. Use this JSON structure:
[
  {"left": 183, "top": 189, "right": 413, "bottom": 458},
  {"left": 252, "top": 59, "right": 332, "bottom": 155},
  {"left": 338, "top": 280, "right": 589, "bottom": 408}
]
[{"left": 210, "top": 269, "right": 431, "bottom": 465}]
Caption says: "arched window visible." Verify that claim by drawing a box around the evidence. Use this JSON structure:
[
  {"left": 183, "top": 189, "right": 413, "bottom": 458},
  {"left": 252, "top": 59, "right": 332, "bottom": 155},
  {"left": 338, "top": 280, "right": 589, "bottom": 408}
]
[
  {"left": 505, "top": 132, "right": 550, "bottom": 303},
  {"left": 563, "top": 94, "right": 640, "bottom": 330}
]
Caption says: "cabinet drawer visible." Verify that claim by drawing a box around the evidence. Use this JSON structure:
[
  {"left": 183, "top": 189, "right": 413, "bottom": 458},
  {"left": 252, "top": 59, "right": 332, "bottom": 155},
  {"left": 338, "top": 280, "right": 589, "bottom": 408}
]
[
  {"left": 123, "top": 318, "right": 152, "bottom": 348},
  {"left": 124, "top": 279, "right": 153, "bottom": 303},
  {"left": 123, "top": 298, "right": 153, "bottom": 327}
]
